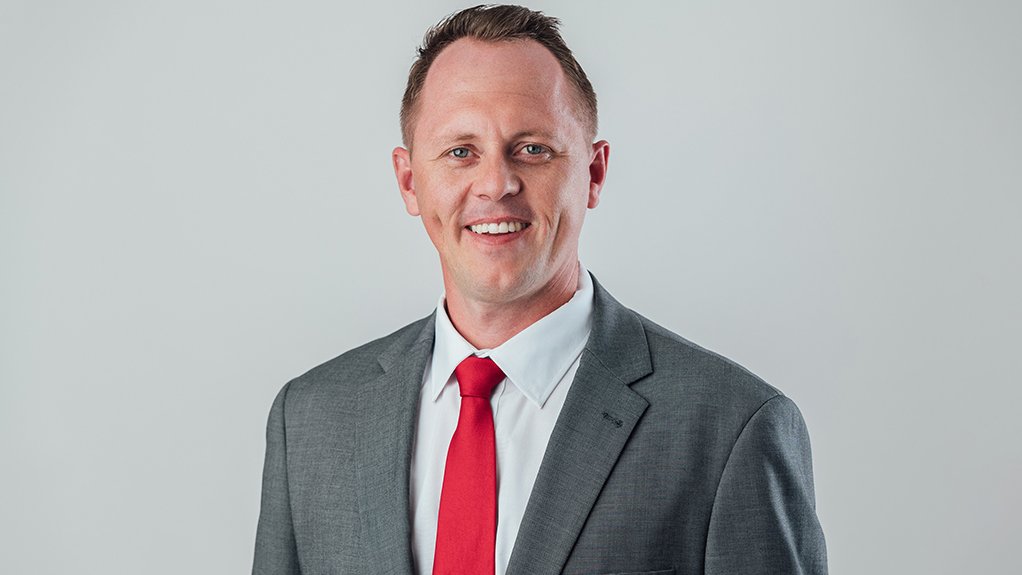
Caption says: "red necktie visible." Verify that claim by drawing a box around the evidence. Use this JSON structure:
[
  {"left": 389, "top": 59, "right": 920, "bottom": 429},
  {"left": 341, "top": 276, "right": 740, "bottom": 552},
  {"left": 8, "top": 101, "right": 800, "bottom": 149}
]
[{"left": 433, "top": 355, "right": 505, "bottom": 575}]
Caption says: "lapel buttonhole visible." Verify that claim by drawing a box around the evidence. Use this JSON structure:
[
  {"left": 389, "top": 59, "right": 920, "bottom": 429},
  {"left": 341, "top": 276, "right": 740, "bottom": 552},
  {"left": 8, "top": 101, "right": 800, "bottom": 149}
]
[{"left": 601, "top": 411, "right": 623, "bottom": 428}]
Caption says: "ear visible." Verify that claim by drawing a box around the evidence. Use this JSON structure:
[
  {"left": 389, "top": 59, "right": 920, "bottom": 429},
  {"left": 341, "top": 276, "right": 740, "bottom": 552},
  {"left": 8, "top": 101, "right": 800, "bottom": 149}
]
[
  {"left": 587, "top": 140, "right": 610, "bottom": 209},
  {"left": 392, "top": 146, "right": 419, "bottom": 216}
]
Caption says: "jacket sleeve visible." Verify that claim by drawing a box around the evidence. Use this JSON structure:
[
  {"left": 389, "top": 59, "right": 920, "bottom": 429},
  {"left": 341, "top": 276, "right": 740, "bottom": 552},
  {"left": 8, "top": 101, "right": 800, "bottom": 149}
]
[
  {"left": 253, "top": 381, "right": 302, "bottom": 575},
  {"left": 705, "top": 394, "right": 828, "bottom": 574}
]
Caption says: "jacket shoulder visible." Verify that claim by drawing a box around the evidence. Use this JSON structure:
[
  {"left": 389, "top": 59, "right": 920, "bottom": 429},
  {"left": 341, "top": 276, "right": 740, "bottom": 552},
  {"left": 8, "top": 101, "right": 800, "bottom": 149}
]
[
  {"left": 283, "top": 313, "right": 434, "bottom": 400},
  {"left": 634, "top": 312, "right": 783, "bottom": 413}
]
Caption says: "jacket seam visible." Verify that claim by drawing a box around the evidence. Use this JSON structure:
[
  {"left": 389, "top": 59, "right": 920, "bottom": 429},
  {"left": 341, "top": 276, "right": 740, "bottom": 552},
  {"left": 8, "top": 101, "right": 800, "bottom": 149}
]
[
  {"left": 702, "top": 393, "right": 786, "bottom": 568},
  {"left": 280, "top": 379, "right": 303, "bottom": 573}
]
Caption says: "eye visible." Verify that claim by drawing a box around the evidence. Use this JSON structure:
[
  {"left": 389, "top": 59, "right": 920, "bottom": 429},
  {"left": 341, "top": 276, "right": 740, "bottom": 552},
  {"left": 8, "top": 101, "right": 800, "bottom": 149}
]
[
  {"left": 522, "top": 144, "right": 546, "bottom": 155},
  {"left": 449, "top": 147, "right": 471, "bottom": 159}
]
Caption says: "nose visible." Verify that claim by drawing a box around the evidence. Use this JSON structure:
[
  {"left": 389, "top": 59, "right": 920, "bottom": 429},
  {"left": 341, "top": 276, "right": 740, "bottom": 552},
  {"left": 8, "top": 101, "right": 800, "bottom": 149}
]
[{"left": 473, "top": 154, "right": 521, "bottom": 201}]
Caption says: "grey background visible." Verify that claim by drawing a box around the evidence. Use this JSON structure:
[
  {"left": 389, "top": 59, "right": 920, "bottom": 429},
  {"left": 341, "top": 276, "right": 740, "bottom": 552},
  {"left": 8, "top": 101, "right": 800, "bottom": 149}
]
[{"left": 2, "top": 0, "right": 1019, "bottom": 573}]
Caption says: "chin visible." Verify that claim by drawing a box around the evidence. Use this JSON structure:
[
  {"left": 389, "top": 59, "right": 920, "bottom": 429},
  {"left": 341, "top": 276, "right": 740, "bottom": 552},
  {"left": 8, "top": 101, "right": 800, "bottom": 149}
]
[
  {"left": 469, "top": 278, "right": 525, "bottom": 303},
  {"left": 462, "top": 270, "right": 534, "bottom": 304}
]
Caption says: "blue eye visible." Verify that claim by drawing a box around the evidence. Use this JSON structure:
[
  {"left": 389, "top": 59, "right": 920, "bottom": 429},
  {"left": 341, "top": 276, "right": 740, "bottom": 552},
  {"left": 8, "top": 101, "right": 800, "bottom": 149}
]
[
  {"left": 523, "top": 144, "right": 545, "bottom": 155},
  {"left": 450, "top": 147, "right": 470, "bottom": 159}
]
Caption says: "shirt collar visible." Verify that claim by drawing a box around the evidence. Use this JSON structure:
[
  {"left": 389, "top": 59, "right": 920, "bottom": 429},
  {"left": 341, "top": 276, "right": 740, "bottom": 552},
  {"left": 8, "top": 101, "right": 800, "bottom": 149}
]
[{"left": 430, "top": 263, "right": 594, "bottom": 408}]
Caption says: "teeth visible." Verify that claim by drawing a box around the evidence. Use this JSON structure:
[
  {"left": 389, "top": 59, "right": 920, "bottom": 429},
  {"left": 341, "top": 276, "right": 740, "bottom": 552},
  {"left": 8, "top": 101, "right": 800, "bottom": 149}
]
[{"left": 469, "top": 221, "right": 526, "bottom": 234}]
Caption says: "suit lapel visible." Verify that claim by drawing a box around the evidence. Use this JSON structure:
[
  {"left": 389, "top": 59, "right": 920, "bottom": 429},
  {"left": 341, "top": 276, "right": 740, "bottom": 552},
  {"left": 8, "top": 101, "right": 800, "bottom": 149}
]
[
  {"left": 506, "top": 276, "right": 653, "bottom": 575},
  {"left": 355, "top": 314, "right": 435, "bottom": 575}
]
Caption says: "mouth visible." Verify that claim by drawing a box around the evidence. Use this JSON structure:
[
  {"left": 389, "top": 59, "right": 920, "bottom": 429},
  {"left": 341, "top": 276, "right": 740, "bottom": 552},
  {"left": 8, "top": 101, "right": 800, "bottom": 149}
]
[{"left": 465, "top": 221, "right": 530, "bottom": 235}]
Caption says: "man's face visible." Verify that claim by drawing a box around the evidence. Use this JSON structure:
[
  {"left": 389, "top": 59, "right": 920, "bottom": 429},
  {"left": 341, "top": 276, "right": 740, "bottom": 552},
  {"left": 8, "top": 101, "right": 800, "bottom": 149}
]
[{"left": 393, "top": 38, "right": 609, "bottom": 309}]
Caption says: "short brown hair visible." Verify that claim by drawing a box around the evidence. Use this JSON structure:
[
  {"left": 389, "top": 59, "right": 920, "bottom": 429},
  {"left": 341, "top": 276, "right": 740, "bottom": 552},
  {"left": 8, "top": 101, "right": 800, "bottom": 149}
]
[{"left": 400, "top": 4, "right": 598, "bottom": 147}]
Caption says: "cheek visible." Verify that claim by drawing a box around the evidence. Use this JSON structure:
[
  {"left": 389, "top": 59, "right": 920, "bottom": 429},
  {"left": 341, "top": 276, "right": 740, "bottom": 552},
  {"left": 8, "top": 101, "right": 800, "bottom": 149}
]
[
  {"left": 413, "top": 174, "right": 456, "bottom": 224},
  {"left": 542, "top": 174, "right": 591, "bottom": 245},
  {"left": 418, "top": 196, "right": 465, "bottom": 252},
  {"left": 549, "top": 173, "right": 591, "bottom": 220}
]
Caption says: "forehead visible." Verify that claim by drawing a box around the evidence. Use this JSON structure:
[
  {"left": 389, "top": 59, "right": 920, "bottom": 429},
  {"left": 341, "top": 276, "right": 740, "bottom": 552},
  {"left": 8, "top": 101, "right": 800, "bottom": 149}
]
[
  {"left": 413, "top": 38, "right": 581, "bottom": 145},
  {"left": 428, "top": 38, "right": 565, "bottom": 92}
]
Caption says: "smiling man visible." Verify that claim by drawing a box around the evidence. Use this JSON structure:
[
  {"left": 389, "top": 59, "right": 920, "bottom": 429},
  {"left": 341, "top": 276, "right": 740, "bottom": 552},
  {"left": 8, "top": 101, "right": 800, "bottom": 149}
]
[
  {"left": 253, "top": 5, "right": 827, "bottom": 575},
  {"left": 392, "top": 34, "right": 605, "bottom": 351}
]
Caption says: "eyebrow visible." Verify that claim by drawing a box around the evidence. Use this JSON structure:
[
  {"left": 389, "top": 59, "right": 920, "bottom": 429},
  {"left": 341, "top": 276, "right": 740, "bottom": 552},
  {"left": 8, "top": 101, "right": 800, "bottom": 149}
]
[
  {"left": 511, "top": 130, "right": 557, "bottom": 141},
  {"left": 430, "top": 132, "right": 478, "bottom": 146},
  {"left": 428, "top": 130, "right": 559, "bottom": 147}
]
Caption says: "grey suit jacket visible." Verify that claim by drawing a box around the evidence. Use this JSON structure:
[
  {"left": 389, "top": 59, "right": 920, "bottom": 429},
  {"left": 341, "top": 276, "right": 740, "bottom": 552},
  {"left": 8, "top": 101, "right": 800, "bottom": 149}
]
[{"left": 253, "top": 275, "right": 828, "bottom": 574}]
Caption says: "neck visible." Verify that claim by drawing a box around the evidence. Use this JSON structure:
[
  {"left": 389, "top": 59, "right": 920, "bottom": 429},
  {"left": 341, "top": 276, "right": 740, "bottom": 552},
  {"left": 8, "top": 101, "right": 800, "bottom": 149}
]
[{"left": 444, "top": 263, "right": 580, "bottom": 349}]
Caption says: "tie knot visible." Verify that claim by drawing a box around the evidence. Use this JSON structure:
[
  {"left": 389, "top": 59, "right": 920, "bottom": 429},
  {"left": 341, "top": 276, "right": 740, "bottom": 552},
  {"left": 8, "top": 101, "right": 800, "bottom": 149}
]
[{"left": 454, "top": 356, "right": 505, "bottom": 398}]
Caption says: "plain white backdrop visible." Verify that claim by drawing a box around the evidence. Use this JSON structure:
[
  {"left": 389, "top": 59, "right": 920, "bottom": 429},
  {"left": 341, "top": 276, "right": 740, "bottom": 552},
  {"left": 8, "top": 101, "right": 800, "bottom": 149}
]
[{"left": 2, "top": 1, "right": 1019, "bottom": 573}]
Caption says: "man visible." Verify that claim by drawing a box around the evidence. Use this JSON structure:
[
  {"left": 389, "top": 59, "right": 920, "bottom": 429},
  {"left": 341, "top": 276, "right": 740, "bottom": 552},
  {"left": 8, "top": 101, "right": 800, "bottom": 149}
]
[{"left": 253, "top": 5, "right": 827, "bottom": 575}]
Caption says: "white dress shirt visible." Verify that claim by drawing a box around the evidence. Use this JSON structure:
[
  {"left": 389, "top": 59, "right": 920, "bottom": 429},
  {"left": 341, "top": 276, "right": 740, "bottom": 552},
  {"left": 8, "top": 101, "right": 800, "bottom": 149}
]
[{"left": 409, "top": 265, "right": 594, "bottom": 575}]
